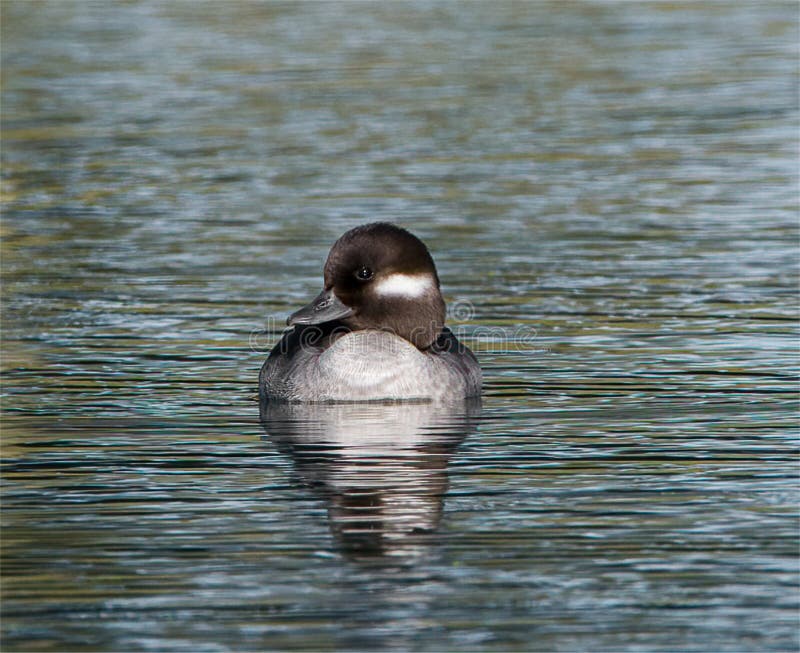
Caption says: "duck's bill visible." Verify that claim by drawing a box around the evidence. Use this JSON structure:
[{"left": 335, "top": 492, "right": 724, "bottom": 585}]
[{"left": 287, "top": 288, "right": 354, "bottom": 326}]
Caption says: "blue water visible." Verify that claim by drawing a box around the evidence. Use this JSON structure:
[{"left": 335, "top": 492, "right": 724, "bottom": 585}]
[{"left": 2, "top": 2, "right": 798, "bottom": 651}]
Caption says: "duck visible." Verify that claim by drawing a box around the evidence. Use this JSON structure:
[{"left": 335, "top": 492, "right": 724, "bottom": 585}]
[{"left": 259, "top": 222, "right": 481, "bottom": 402}]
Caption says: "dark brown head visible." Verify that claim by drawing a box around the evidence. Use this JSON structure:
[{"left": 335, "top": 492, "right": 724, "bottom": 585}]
[{"left": 288, "top": 223, "right": 446, "bottom": 349}]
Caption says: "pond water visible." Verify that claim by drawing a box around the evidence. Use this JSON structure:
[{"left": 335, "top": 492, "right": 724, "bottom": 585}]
[{"left": 2, "top": 2, "right": 798, "bottom": 651}]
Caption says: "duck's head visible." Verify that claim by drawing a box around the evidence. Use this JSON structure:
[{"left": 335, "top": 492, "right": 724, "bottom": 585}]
[{"left": 288, "top": 222, "right": 446, "bottom": 350}]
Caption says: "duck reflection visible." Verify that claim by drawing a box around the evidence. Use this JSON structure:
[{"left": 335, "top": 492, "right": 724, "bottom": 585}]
[{"left": 260, "top": 399, "right": 480, "bottom": 559}]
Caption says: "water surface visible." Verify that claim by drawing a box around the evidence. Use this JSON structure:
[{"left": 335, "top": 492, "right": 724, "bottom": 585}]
[{"left": 2, "top": 2, "right": 798, "bottom": 651}]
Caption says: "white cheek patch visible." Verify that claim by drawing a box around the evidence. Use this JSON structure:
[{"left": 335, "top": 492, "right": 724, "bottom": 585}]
[{"left": 374, "top": 273, "right": 434, "bottom": 298}]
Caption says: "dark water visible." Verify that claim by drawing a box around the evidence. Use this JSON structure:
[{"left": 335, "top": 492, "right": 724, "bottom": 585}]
[{"left": 2, "top": 2, "right": 798, "bottom": 651}]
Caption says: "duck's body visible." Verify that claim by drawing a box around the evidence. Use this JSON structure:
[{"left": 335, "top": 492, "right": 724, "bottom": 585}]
[
  {"left": 259, "top": 223, "right": 482, "bottom": 403},
  {"left": 260, "top": 323, "right": 481, "bottom": 402}
]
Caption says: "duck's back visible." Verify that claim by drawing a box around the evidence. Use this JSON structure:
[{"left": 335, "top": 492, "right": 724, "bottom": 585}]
[{"left": 259, "top": 325, "right": 481, "bottom": 403}]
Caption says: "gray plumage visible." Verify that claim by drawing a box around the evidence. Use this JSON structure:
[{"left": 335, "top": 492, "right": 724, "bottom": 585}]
[{"left": 260, "top": 324, "right": 482, "bottom": 403}]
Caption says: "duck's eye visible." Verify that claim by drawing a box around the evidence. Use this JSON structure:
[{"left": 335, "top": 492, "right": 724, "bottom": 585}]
[{"left": 355, "top": 266, "right": 373, "bottom": 282}]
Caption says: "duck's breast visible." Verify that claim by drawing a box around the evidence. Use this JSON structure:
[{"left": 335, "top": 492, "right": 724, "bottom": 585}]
[{"left": 260, "top": 329, "right": 479, "bottom": 402}]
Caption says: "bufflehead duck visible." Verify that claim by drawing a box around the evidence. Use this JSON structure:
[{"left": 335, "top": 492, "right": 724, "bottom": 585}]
[{"left": 259, "top": 222, "right": 481, "bottom": 402}]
